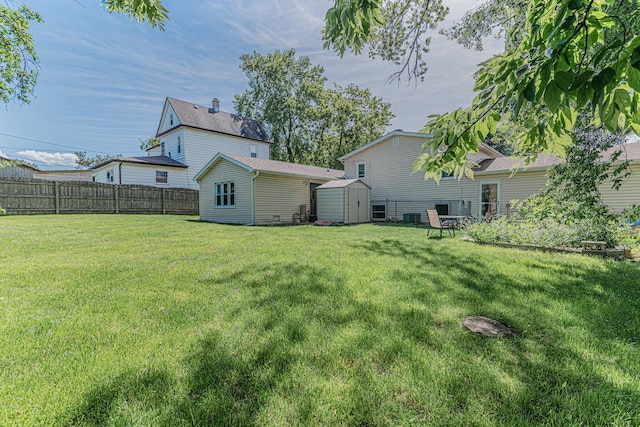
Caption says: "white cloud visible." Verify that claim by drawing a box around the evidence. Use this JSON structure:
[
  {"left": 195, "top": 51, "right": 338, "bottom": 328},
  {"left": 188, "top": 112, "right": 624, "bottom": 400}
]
[{"left": 17, "top": 151, "right": 78, "bottom": 167}]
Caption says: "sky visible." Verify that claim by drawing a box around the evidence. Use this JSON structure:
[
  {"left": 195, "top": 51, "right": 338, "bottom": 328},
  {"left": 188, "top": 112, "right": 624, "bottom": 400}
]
[{"left": 1, "top": 0, "right": 503, "bottom": 170}]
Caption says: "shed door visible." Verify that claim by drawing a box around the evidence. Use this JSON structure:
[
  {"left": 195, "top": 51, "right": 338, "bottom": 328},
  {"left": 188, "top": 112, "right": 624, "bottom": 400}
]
[{"left": 348, "top": 186, "right": 368, "bottom": 223}]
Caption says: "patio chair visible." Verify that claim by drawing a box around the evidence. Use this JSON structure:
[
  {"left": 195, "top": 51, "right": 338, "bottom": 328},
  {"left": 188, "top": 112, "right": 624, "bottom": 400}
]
[{"left": 426, "top": 209, "right": 455, "bottom": 237}]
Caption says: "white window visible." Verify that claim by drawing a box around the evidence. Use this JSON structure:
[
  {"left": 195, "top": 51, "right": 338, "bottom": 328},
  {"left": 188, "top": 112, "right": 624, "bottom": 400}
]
[
  {"left": 170, "top": 114, "right": 174, "bottom": 126},
  {"left": 392, "top": 137, "right": 399, "bottom": 146},
  {"left": 106, "top": 170, "right": 114, "bottom": 183},
  {"left": 356, "top": 162, "right": 366, "bottom": 179},
  {"left": 250, "top": 144, "right": 257, "bottom": 158},
  {"left": 161, "top": 142, "right": 165, "bottom": 156},
  {"left": 177, "top": 136, "right": 181, "bottom": 154},
  {"left": 215, "top": 181, "right": 235, "bottom": 207},
  {"left": 156, "top": 170, "right": 168, "bottom": 184}
]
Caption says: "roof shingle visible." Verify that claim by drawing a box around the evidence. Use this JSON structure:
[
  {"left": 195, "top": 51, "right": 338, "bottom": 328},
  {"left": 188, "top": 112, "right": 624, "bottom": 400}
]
[{"left": 160, "top": 97, "right": 270, "bottom": 143}]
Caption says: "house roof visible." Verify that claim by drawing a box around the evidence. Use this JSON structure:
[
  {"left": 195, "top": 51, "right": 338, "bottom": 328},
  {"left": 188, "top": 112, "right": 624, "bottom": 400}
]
[
  {"left": 194, "top": 153, "right": 344, "bottom": 182},
  {"left": 157, "top": 97, "right": 271, "bottom": 143},
  {"left": 473, "top": 143, "right": 640, "bottom": 174},
  {"left": 316, "top": 178, "right": 371, "bottom": 189},
  {"left": 92, "top": 156, "right": 188, "bottom": 170}
]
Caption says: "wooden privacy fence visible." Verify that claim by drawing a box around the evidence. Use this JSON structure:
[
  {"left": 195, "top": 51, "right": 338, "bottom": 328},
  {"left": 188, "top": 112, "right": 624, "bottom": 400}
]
[{"left": 0, "top": 178, "right": 199, "bottom": 215}]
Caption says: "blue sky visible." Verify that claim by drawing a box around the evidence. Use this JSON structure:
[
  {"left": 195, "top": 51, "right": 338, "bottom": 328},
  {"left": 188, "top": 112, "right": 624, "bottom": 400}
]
[{"left": 1, "top": 0, "right": 502, "bottom": 170}]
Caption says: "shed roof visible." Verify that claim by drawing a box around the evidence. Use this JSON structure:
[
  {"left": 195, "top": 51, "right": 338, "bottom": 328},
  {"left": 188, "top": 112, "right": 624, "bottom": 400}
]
[
  {"left": 92, "top": 156, "right": 188, "bottom": 170},
  {"left": 157, "top": 97, "right": 271, "bottom": 143},
  {"left": 194, "top": 153, "right": 344, "bottom": 182},
  {"left": 317, "top": 178, "right": 371, "bottom": 189}
]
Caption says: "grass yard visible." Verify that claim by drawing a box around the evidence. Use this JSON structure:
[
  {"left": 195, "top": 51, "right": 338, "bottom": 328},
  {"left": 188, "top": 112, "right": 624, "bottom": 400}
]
[{"left": 1, "top": 215, "right": 639, "bottom": 426}]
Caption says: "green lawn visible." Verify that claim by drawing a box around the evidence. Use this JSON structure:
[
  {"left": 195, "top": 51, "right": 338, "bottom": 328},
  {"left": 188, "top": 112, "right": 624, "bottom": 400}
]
[{"left": 1, "top": 215, "right": 639, "bottom": 426}]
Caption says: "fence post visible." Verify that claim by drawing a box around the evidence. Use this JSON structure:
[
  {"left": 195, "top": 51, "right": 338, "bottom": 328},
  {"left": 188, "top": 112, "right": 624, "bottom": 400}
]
[
  {"left": 55, "top": 181, "right": 60, "bottom": 214},
  {"left": 162, "top": 188, "right": 166, "bottom": 214},
  {"left": 114, "top": 185, "right": 119, "bottom": 214},
  {"left": 55, "top": 181, "right": 60, "bottom": 215}
]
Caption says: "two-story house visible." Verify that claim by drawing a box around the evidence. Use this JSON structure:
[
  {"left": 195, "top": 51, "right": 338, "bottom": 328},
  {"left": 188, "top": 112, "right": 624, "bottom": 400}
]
[{"left": 93, "top": 97, "right": 271, "bottom": 189}]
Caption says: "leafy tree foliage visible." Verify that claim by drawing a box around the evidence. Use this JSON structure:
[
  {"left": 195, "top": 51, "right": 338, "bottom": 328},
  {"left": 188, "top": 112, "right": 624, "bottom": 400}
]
[
  {"left": 139, "top": 136, "right": 160, "bottom": 151},
  {"left": 74, "top": 151, "right": 121, "bottom": 169},
  {"left": 0, "top": 1, "right": 167, "bottom": 107},
  {"left": 0, "top": 3, "right": 42, "bottom": 104},
  {"left": 325, "top": 0, "right": 640, "bottom": 182},
  {"left": 235, "top": 49, "right": 393, "bottom": 167}
]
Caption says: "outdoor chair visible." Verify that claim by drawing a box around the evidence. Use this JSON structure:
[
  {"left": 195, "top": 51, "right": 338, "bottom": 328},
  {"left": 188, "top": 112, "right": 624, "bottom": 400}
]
[{"left": 426, "top": 209, "right": 455, "bottom": 237}]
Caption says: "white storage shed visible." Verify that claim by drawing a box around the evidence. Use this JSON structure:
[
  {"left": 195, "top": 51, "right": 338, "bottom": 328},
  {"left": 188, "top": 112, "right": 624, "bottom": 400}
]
[{"left": 317, "top": 179, "right": 371, "bottom": 224}]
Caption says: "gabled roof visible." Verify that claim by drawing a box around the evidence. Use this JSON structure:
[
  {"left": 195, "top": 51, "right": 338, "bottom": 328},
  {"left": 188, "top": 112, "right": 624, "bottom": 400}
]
[
  {"left": 337, "top": 130, "right": 504, "bottom": 162},
  {"left": 156, "top": 97, "right": 271, "bottom": 143},
  {"left": 195, "top": 153, "right": 344, "bottom": 182},
  {"left": 317, "top": 178, "right": 371, "bottom": 189},
  {"left": 92, "top": 156, "right": 188, "bottom": 170}
]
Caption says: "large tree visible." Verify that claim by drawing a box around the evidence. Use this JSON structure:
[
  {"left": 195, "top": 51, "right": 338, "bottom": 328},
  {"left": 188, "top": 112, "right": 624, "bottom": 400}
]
[
  {"left": 234, "top": 49, "right": 393, "bottom": 167},
  {"left": 0, "top": 0, "right": 168, "bottom": 106},
  {"left": 324, "top": 0, "right": 640, "bottom": 181}
]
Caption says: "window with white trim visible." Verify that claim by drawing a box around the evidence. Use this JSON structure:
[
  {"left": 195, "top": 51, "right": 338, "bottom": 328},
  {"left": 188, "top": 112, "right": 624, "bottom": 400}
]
[
  {"left": 156, "top": 170, "right": 168, "bottom": 184},
  {"left": 356, "top": 162, "right": 366, "bottom": 179},
  {"left": 392, "top": 137, "right": 400, "bottom": 146},
  {"left": 177, "top": 136, "right": 181, "bottom": 154},
  {"left": 215, "top": 181, "right": 235, "bottom": 207},
  {"left": 250, "top": 144, "right": 257, "bottom": 158},
  {"left": 161, "top": 142, "right": 165, "bottom": 156},
  {"left": 106, "top": 170, "right": 114, "bottom": 183},
  {"left": 170, "top": 114, "right": 174, "bottom": 126}
]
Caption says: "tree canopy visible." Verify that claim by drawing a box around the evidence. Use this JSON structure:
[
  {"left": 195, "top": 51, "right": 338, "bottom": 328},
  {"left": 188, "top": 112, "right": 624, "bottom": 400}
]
[
  {"left": 234, "top": 49, "right": 393, "bottom": 168},
  {"left": 324, "top": 0, "right": 640, "bottom": 181}
]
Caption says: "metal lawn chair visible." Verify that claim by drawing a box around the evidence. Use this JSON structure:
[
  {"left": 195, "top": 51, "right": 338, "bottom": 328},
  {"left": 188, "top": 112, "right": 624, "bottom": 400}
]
[{"left": 426, "top": 209, "right": 455, "bottom": 237}]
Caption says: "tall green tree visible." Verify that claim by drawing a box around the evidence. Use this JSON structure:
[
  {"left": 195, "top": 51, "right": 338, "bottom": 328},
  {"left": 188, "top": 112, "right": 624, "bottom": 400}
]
[
  {"left": 0, "top": 0, "right": 167, "bottom": 107},
  {"left": 324, "top": 0, "right": 640, "bottom": 181},
  {"left": 234, "top": 50, "right": 393, "bottom": 167},
  {"left": 74, "top": 151, "right": 121, "bottom": 169},
  {"left": 309, "top": 84, "right": 394, "bottom": 168},
  {"left": 234, "top": 49, "right": 327, "bottom": 164}
]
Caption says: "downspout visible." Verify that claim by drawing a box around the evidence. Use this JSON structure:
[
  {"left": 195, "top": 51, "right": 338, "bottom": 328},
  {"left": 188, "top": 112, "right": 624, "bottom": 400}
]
[
  {"left": 250, "top": 170, "right": 260, "bottom": 225},
  {"left": 118, "top": 162, "right": 123, "bottom": 185}
]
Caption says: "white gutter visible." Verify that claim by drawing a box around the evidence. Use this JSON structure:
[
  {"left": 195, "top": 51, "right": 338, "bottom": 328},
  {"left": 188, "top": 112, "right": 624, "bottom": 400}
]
[{"left": 250, "top": 170, "right": 260, "bottom": 225}]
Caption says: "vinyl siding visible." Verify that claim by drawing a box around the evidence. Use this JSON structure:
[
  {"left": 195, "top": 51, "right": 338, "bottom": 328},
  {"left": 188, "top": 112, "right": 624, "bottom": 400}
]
[
  {"left": 183, "top": 128, "right": 270, "bottom": 190},
  {"left": 158, "top": 129, "right": 186, "bottom": 165},
  {"left": 158, "top": 104, "right": 179, "bottom": 134},
  {"left": 92, "top": 164, "right": 118, "bottom": 184},
  {"left": 254, "top": 174, "right": 328, "bottom": 225},
  {"left": 0, "top": 164, "right": 34, "bottom": 178},
  {"left": 33, "top": 170, "right": 93, "bottom": 182},
  {"left": 198, "top": 160, "right": 253, "bottom": 224},
  {"left": 601, "top": 163, "right": 640, "bottom": 213},
  {"left": 317, "top": 188, "right": 345, "bottom": 222},
  {"left": 120, "top": 164, "right": 191, "bottom": 188}
]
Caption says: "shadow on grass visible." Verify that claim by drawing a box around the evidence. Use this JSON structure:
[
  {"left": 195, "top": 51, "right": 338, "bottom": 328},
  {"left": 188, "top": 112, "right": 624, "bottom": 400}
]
[{"left": 65, "top": 246, "right": 640, "bottom": 425}]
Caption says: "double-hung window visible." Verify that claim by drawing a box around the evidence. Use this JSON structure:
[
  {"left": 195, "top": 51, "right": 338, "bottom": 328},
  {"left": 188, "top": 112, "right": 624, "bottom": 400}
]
[
  {"left": 356, "top": 162, "right": 366, "bottom": 179},
  {"left": 215, "top": 181, "right": 235, "bottom": 207}
]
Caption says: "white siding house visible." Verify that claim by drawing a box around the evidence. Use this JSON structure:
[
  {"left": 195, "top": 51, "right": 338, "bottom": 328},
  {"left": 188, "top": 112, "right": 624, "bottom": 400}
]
[
  {"left": 338, "top": 131, "right": 503, "bottom": 222},
  {"left": 340, "top": 131, "right": 640, "bottom": 221},
  {"left": 151, "top": 97, "right": 272, "bottom": 189},
  {"left": 195, "top": 153, "right": 344, "bottom": 225},
  {"left": 92, "top": 156, "right": 190, "bottom": 188}
]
